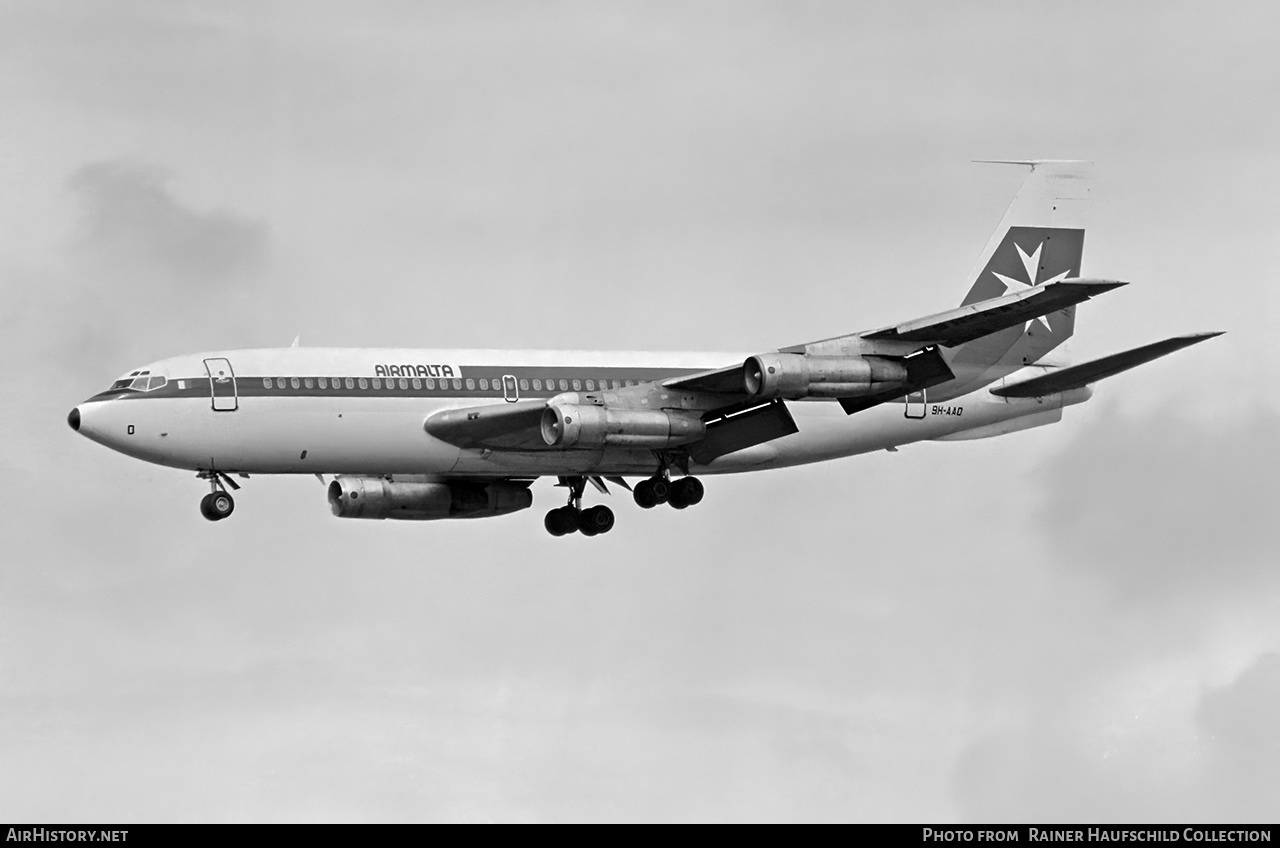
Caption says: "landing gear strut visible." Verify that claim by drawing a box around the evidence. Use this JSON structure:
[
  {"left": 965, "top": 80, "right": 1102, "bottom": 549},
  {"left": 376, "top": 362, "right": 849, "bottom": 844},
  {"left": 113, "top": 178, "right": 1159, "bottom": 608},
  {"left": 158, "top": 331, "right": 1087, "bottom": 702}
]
[
  {"left": 198, "top": 471, "right": 237, "bottom": 522},
  {"left": 544, "top": 476, "right": 615, "bottom": 537}
]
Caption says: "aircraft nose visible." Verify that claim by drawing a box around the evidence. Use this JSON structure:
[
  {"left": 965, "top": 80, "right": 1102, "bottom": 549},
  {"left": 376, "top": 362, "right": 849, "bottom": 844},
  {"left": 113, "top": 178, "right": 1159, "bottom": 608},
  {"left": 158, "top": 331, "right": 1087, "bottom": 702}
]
[{"left": 68, "top": 407, "right": 81, "bottom": 432}]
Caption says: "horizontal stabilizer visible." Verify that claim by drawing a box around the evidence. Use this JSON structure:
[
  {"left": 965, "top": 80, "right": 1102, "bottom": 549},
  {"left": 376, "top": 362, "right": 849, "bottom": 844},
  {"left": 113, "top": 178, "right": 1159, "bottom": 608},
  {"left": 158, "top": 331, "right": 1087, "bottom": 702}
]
[
  {"left": 864, "top": 278, "right": 1125, "bottom": 347},
  {"left": 990, "top": 332, "right": 1223, "bottom": 398}
]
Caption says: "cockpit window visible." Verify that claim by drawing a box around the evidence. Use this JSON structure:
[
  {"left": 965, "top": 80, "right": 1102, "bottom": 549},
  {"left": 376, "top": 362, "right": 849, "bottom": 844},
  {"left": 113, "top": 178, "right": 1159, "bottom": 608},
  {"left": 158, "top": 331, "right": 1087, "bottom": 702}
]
[
  {"left": 110, "top": 370, "right": 142, "bottom": 391},
  {"left": 107, "top": 369, "right": 166, "bottom": 393}
]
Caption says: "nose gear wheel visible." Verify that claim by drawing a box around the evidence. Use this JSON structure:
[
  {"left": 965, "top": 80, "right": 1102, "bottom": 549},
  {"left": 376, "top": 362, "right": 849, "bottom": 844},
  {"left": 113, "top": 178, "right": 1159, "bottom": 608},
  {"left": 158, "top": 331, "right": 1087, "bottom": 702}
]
[{"left": 197, "top": 470, "right": 240, "bottom": 522}]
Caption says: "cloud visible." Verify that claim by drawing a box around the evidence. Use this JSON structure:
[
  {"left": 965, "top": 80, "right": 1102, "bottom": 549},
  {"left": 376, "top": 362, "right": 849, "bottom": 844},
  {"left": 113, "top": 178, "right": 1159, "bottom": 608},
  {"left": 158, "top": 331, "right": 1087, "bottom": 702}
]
[
  {"left": 1195, "top": 652, "right": 1280, "bottom": 821},
  {"left": 949, "top": 407, "right": 1280, "bottom": 822},
  {"left": 68, "top": 160, "right": 266, "bottom": 286},
  {"left": 952, "top": 651, "right": 1280, "bottom": 822},
  {"left": 1034, "top": 405, "right": 1280, "bottom": 603}
]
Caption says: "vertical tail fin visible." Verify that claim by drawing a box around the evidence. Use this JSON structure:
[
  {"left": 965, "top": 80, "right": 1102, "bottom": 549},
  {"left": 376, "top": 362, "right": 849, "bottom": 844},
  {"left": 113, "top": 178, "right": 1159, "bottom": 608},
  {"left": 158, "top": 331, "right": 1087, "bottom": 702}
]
[
  {"left": 960, "top": 160, "right": 1092, "bottom": 307},
  {"left": 940, "top": 161, "right": 1095, "bottom": 396}
]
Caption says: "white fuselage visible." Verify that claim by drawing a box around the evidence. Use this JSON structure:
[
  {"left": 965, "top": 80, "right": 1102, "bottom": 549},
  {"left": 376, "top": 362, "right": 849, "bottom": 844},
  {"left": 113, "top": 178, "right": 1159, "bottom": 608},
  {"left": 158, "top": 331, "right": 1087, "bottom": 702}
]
[{"left": 73, "top": 347, "right": 1089, "bottom": 479}]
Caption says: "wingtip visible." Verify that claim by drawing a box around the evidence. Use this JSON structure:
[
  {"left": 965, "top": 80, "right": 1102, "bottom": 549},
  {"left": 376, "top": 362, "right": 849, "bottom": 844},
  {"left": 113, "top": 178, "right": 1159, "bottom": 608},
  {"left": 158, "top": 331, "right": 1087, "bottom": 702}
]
[{"left": 1060, "top": 277, "right": 1128, "bottom": 292}]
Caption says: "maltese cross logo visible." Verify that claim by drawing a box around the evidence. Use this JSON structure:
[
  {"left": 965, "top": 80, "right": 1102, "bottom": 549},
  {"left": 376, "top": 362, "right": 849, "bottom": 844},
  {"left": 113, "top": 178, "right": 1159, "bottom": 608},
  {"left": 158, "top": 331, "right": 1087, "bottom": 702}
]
[{"left": 992, "top": 242, "right": 1072, "bottom": 333}]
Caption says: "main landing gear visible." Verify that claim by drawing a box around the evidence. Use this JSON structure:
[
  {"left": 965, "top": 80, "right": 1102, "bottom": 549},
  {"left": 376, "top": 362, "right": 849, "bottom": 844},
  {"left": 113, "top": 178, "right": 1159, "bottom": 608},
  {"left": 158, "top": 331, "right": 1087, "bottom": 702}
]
[
  {"left": 197, "top": 470, "right": 239, "bottom": 522},
  {"left": 543, "top": 472, "right": 705, "bottom": 537},
  {"left": 633, "top": 475, "right": 703, "bottom": 510},
  {"left": 544, "top": 476, "right": 616, "bottom": 537}
]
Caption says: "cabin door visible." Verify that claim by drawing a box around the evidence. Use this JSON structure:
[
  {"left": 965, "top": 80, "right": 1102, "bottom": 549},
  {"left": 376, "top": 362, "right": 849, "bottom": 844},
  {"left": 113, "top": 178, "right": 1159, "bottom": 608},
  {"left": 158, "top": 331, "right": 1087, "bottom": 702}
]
[{"left": 204, "top": 358, "right": 239, "bottom": 412}]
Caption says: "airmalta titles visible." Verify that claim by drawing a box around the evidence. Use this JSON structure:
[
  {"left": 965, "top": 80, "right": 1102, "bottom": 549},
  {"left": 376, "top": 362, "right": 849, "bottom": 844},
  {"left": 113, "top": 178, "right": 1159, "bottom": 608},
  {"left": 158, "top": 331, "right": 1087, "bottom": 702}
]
[{"left": 374, "top": 364, "right": 458, "bottom": 378}]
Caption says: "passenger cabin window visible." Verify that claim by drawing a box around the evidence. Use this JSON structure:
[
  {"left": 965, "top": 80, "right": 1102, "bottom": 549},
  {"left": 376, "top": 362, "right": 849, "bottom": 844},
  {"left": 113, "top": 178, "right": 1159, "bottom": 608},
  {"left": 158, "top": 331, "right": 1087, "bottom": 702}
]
[
  {"left": 304, "top": 378, "right": 314, "bottom": 389},
  {"left": 412, "top": 378, "right": 421, "bottom": 390},
  {"left": 345, "top": 378, "right": 355, "bottom": 389},
  {"left": 319, "top": 378, "right": 327, "bottom": 389},
  {"left": 358, "top": 378, "right": 367, "bottom": 389},
  {"left": 425, "top": 379, "right": 435, "bottom": 390},
  {"left": 559, "top": 379, "right": 568, "bottom": 391},
  {"left": 479, "top": 379, "right": 489, "bottom": 391},
  {"left": 532, "top": 379, "right": 542, "bottom": 391}
]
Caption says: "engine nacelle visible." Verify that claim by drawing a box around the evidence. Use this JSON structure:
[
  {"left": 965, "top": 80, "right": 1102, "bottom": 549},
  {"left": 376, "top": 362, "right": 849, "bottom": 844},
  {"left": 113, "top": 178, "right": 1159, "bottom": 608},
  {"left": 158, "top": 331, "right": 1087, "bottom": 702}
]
[
  {"left": 327, "top": 477, "right": 532, "bottom": 520},
  {"left": 541, "top": 404, "right": 706, "bottom": 449},
  {"left": 742, "top": 354, "right": 909, "bottom": 400}
]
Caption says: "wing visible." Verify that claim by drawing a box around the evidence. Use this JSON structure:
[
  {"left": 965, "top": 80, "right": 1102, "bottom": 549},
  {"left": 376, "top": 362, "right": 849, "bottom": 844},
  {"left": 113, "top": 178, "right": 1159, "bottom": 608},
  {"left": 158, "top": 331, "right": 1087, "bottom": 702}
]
[{"left": 861, "top": 278, "right": 1124, "bottom": 346}]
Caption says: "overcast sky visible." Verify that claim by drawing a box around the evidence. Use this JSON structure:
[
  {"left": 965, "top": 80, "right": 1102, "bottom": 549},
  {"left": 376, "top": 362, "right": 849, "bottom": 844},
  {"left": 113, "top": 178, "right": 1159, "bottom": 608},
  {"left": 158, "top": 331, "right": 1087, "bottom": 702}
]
[{"left": 2, "top": 0, "right": 1278, "bottom": 823}]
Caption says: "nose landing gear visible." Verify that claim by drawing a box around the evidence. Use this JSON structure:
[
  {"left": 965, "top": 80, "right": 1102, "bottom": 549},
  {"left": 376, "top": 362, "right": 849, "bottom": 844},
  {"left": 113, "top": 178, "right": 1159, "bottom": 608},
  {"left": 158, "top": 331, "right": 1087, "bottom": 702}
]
[
  {"left": 197, "top": 470, "right": 240, "bottom": 522},
  {"left": 200, "top": 491, "right": 235, "bottom": 521}
]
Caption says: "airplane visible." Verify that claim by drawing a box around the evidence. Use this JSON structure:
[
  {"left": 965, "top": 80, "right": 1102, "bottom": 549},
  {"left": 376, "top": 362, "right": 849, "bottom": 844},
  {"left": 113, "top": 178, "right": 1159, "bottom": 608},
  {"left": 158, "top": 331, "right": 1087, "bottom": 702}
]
[{"left": 68, "top": 161, "right": 1221, "bottom": 537}]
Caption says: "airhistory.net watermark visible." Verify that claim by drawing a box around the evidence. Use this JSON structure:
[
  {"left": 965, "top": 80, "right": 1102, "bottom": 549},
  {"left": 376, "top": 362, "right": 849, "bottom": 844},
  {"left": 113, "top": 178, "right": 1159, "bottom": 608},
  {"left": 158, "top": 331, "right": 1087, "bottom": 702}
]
[{"left": 6, "top": 830, "right": 127, "bottom": 842}]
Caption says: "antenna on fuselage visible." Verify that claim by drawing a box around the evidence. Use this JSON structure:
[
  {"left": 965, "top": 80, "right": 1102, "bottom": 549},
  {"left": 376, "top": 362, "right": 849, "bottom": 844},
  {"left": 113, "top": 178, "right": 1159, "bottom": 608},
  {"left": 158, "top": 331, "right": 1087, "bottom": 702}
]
[{"left": 291, "top": 335, "right": 301, "bottom": 347}]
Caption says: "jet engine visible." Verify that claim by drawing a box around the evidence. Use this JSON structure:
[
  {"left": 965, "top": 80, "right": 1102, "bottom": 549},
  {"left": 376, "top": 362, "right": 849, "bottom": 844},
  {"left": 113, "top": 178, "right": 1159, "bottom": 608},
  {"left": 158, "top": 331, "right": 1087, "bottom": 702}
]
[
  {"left": 742, "top": 354, "right": 909, "bottom": 399},
  {"left": 540, "top": 404, "right": 706, "bottom": 449},
  {"left": 327, "top": 477, "right": 532, "bottom": 520}
]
